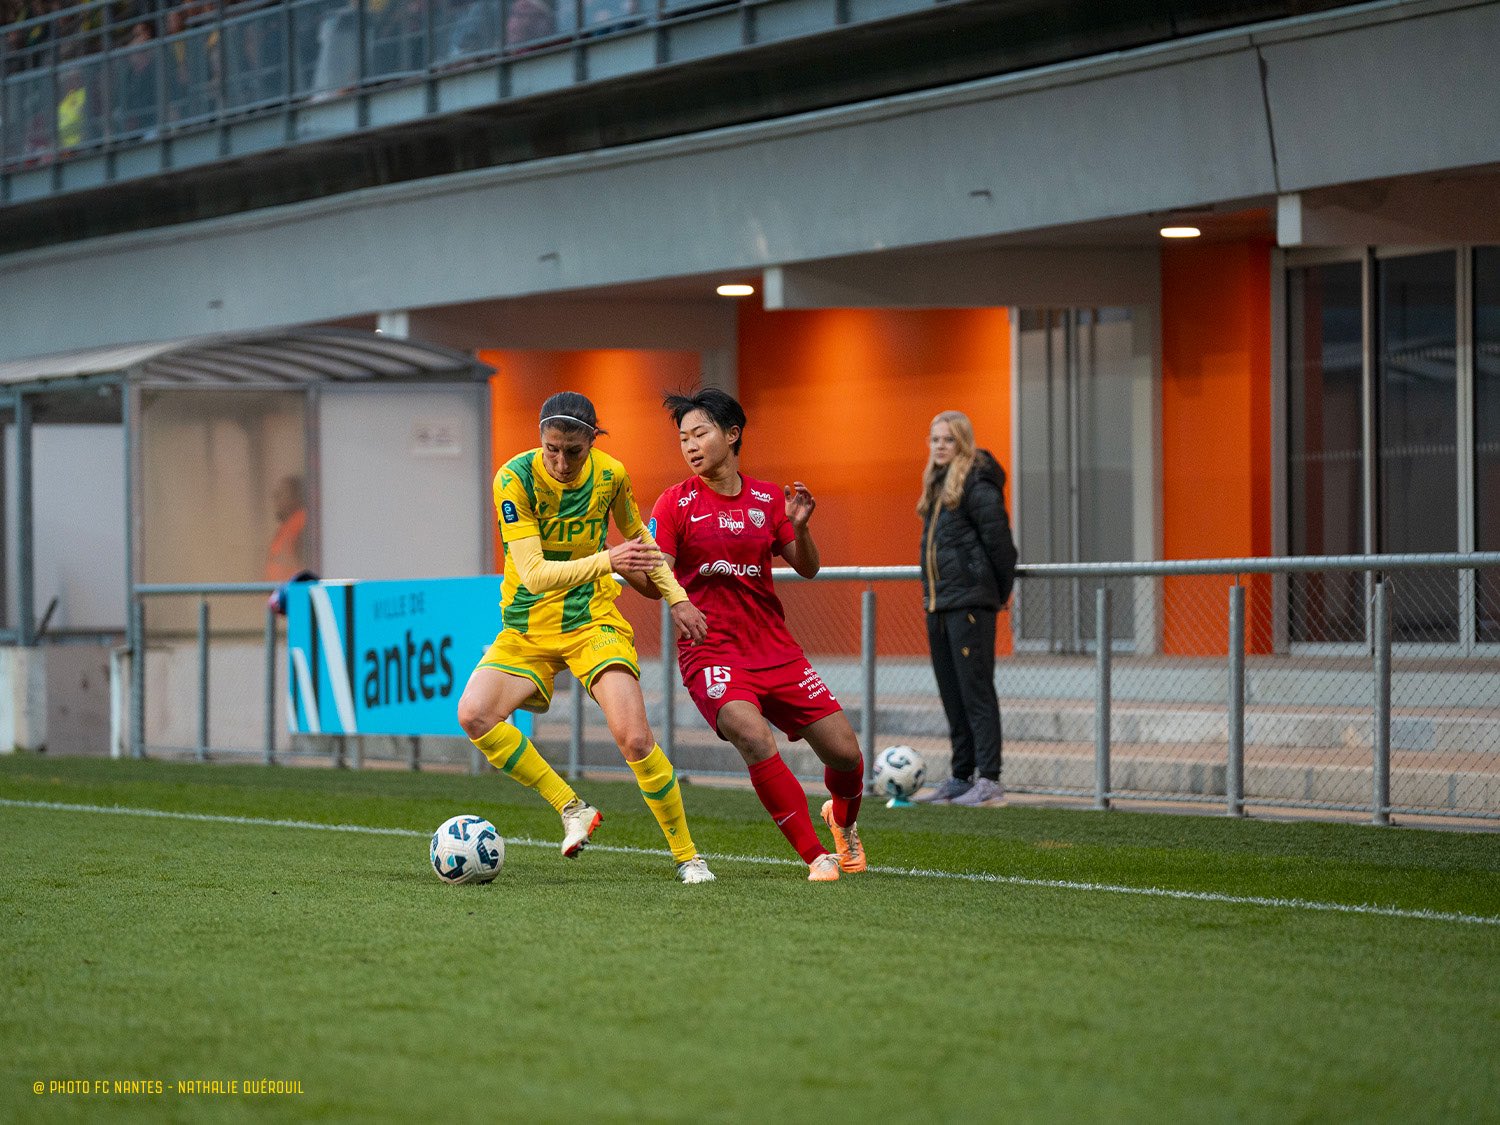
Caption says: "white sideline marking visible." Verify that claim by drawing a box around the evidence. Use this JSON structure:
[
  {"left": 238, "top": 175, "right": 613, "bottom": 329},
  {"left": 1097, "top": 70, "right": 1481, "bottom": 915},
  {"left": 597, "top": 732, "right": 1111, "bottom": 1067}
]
[{"left": 4, "top": 797, "right": 1497, "bottom": 928}]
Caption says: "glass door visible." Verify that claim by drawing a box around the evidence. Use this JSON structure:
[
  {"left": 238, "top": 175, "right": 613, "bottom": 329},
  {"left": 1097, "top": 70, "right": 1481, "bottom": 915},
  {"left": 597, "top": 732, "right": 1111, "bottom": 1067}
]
[
  {"left": 1378, "top": 250, "right": 1459, "bottom": 641},
  {"left": 1015, "top": 307, "right": 1138, "bottom": 650},
  {"left": 1475, "top": 247, "right": 1500, "bottom": 642},
  {"left": 1287, "top": 259, "right": 1364, "bottom": 643},
  {"left": 1285, "top": 246, "right": 1500, "bottom": 652}
]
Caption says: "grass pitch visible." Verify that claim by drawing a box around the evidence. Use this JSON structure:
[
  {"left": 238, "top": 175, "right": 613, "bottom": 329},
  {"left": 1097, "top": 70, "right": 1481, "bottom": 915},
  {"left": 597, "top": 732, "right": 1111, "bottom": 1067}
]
[{"left": 2, "top": 755, "right": 1497, "bottom": 1123}]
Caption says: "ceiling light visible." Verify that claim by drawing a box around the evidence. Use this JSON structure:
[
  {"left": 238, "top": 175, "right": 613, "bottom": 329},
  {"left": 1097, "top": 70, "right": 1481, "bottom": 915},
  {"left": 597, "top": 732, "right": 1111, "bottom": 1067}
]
[
  {"left": 716, "top": 283, "right": 755, "bottom": 297},
  {"left": 1159, "top": 226, "right": 1202, "bottom": 239}
]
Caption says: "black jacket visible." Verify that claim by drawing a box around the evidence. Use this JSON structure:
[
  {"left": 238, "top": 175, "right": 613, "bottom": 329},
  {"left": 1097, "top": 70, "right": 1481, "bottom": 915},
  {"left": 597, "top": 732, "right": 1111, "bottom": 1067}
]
[{"left": 919, "top": 450, "right": 1018, "bottom": 613}]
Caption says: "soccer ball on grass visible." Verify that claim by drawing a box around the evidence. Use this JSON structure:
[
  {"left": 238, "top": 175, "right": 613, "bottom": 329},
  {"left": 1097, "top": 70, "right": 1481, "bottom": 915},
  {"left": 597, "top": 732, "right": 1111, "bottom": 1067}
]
[
  {"left": 430, "top": 815, "right": 504, "bottom": 884},
  {"left": 873, "top": 745, "right": 927, "bottom": 803}
]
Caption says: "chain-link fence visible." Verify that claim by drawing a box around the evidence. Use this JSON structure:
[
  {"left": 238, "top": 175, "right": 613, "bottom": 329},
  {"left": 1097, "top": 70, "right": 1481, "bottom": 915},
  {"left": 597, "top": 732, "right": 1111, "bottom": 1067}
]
[
  {"left": 547, "top": 556, "right": 1500, "bottom": 824},
  {"left": 128, "top": 554, "right": 1500, "bottom": 824},
  {"left": 126, "top": 587, "right": 286, "bottom": 763}
]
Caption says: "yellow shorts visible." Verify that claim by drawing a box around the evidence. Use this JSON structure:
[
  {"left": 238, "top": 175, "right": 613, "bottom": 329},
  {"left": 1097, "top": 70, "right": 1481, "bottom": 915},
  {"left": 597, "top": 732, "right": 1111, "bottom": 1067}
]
[{"left": 475, "top": 616, "right": 640, "bottom": 713}]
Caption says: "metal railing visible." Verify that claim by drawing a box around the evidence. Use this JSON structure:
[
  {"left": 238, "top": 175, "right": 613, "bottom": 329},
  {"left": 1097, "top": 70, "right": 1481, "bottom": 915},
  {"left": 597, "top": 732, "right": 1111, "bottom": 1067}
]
[
  {"left": 128, "top": 551, "right": 1500, "bottom": 825},
  {"left": 127, "top": 581, "right": 282, "bottom": 763},
  {"left": 1, "top": 0, "right": 741, "bottom": 171}
]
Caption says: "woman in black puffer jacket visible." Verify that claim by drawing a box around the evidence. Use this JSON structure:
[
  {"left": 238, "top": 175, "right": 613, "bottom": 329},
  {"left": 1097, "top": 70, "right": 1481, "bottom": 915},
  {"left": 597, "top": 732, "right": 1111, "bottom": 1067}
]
[{"left": 916, "top": 410, "right": 1018, "bottom": 806}]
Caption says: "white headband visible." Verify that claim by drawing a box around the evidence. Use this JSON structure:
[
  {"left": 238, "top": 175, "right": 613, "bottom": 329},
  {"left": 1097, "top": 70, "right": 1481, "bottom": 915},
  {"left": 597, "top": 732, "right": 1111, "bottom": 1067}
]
[{"left": 540, "top": 413, "right": 597, "bottom": 433}]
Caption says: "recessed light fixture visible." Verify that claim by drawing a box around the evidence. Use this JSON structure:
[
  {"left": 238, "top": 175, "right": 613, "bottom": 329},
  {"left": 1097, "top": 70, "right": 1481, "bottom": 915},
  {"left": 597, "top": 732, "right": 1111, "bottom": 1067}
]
[
  {"left": 1159, "top": 226, "right": 1202, "bottom": 239},
  {"left": 716, "top": 283, "right": 755, "bottom": 297}
]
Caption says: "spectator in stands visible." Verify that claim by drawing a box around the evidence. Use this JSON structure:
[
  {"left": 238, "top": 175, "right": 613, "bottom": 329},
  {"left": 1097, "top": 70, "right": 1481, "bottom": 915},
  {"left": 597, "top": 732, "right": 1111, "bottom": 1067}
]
[
  {"left": 113, "top": 21, "right": 160, "bottom": 136},
  {"left": 440, "top": 0, "right": 496, "bottom": 61},
  {"left": 163, "top": 4, "right": 199, "bottom": 121},
  {"left": 504, "top": 0, "right": 554, "bottom": 49},
  {"left": 915, "top": 409, "right": 1018, "bottom": 808},
  {"left": 311, "top": 0, "right": 357, "bottom": 95},
  {"left": 56, "top": 61, "right": 87, "bottom": 148},
  {"left": 12, "top": 0, "right": 61, "bottom": 71},
  {"left": 582, "top": 0, "right": 641, "bottom": 34}
]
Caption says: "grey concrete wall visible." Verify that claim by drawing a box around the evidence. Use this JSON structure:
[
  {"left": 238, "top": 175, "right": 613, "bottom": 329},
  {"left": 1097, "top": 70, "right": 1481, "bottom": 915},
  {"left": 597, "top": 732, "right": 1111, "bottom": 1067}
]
[{"left": 3, "top": 0, "right": 1495, "bottom": 361}]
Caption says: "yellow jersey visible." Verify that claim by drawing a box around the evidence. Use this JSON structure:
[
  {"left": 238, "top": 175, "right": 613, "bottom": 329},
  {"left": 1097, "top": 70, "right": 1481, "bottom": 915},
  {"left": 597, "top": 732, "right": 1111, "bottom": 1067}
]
[{"left": 494, "top": 447, "right": 646, "bottom": 635}]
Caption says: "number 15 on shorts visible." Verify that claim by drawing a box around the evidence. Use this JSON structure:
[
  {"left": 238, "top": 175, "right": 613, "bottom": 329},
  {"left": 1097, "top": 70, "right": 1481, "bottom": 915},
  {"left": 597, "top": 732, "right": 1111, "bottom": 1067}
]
[{"left": 703, "top": 666, "right": 731, "bottom": 700}]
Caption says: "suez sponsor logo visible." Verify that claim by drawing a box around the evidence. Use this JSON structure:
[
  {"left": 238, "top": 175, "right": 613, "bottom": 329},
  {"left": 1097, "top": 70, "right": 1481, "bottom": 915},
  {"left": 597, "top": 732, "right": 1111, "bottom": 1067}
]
[{"left": 697, "top": 560, "right": 762, "bottom": 578}]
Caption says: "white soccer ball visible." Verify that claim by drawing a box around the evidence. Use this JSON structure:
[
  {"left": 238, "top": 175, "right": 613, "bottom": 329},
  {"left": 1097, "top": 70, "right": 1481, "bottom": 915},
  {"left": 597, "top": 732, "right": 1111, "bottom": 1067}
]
[
  {"left": 873, "top": 745, "right": 927, "bottom": 800},
  {"left": 430, "top": 815, "right": 505, "bottom": 884}
]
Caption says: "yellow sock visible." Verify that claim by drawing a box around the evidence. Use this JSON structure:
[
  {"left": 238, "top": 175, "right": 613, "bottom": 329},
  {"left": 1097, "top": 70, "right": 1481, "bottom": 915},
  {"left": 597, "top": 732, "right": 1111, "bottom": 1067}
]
[
  {"left": 629, "top": 745, "right": 697, "bottom": 864},
  {"left": 473, "top": 721, "right": 577, "bottom": 814}
]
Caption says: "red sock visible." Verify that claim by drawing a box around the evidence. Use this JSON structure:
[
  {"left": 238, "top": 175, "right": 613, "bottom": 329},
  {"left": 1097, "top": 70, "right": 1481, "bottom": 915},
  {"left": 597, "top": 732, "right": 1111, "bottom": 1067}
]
[
  {"left": 825, "top": 756, "right": 864, "bottom": 827},
  {"left": 748, "top": 753, "right": 826, "bottom": 864}
]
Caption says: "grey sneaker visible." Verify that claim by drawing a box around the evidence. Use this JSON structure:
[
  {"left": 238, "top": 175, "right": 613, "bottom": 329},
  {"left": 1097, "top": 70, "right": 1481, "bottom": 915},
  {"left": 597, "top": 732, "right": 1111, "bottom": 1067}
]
[
  {"left": 951, "top": 777, "right": 1005, "bottom": 807},
  {"left": 917, "top": 776, "right": 974, "bottom": 804}
]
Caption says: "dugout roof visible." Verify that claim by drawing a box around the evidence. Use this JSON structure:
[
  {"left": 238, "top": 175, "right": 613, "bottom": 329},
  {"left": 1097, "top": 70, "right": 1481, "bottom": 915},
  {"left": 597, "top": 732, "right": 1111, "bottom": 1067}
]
[{"left": 0, "top": 327, "right": 493, "bottom": 392}]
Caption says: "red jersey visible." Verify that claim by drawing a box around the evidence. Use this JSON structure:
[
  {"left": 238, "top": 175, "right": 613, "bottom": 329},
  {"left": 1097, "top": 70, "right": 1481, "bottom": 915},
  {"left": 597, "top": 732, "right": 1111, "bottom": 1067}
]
[{"left": 650, "top": 474, "right": 806, "bottom": 671}]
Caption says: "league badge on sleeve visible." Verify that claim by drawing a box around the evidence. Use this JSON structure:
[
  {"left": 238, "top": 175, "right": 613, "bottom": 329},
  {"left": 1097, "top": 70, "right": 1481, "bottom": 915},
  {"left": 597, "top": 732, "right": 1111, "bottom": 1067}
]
[
  {"left": 648, "top": 517, "right": 658, "bottom": 538},
  {"left": 501, "top": 500, "right": 519, "bottom": 523}
]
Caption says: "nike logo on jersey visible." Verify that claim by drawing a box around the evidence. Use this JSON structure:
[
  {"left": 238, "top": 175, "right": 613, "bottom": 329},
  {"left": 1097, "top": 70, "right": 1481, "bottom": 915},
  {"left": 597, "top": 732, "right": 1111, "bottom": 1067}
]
[{"left": 689, "top": 513, "right": 712, "bottom": 522}]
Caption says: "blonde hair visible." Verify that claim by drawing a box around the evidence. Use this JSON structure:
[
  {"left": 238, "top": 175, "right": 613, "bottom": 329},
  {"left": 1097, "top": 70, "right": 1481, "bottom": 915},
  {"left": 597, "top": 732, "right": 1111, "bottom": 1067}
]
[{"left": 918, "top": 410, "right": 977, "bottom": 518}]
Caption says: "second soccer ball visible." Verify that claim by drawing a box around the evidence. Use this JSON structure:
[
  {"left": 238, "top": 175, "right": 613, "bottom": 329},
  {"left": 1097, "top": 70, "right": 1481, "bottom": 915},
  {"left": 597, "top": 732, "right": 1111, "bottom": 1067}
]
[{"left": 873, "top": 745, "right": 927, "bottom": 801}]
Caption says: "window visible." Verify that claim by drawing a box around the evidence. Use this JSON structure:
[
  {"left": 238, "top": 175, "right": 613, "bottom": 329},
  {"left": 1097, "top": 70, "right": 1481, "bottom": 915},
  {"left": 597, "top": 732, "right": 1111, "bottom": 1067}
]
[
  {"left": 1285, "top": 246, "right": 1499, "bottom": 649},
  {"left": 1287, "top": 260, "right": 1363, "bottom": 642}
]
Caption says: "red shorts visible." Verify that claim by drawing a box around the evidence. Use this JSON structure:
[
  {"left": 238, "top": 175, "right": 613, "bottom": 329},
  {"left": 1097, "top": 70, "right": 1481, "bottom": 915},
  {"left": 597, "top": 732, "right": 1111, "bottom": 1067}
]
[{"left": 682, "top": 657, "right": 843, "bottom": 741}]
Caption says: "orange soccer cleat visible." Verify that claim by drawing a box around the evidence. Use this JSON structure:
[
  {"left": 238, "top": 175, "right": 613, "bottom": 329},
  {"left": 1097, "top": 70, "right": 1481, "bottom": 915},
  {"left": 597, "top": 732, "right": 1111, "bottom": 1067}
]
[
  {"left": 807, "top": 852, "right": 842, "bottom": 882},
  {"left": 820, "top": 800, "right": 867, "bottom": 873}
]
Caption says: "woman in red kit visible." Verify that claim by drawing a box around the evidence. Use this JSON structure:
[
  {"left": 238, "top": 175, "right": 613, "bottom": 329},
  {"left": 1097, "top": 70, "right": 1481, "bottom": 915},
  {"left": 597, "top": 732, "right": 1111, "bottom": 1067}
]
[{"left": 640, "top": 388, "right": 867, "bottom": 882}]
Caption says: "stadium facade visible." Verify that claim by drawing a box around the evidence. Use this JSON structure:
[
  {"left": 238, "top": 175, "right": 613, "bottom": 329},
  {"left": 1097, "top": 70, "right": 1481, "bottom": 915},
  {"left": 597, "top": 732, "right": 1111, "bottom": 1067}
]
[{"left": 2, "top": 0, "right": 1498, "bottom": 751}]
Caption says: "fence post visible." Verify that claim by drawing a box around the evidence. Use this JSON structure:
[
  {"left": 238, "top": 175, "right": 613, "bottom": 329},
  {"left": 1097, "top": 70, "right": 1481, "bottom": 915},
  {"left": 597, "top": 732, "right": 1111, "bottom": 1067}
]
[
  {"left": 196, "top": 597, "right": 210, "bottom": 761},
  {"left": 569, "top": 673, "right": 584, "bottom": 780},
  {"left": 1094, "top": 585, "right": 1111, "bottom": 810},
  {"left": 861, "top": 587, "right": 877, "bottom": 791},
  {"left": 263, "top": 603, "right": 276, "bottom": 765},
  {"left": 1372, "top": 577, "right": 1391, "bottom": 826},
  {"left": 131, "top": 596, "right": 146, "bottom": 759},
  {"left": 660, "top": 598, "right": 675, "bottom": 761},
  {"left": 1227, "top": 582, "right": 1245, "bottom": 817}
]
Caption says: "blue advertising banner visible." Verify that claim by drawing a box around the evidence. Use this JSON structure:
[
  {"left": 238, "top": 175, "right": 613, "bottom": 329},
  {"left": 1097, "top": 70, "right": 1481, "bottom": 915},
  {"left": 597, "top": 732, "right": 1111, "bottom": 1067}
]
[{"left": 284, "top": 576, "right": 531, "bottom": 737}]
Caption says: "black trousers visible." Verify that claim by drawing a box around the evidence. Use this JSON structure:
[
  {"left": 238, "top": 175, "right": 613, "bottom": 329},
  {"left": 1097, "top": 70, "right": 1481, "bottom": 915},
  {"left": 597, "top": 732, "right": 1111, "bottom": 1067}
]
[{"left": 925, "top": 607, "right": 1003, "bottom": 781}]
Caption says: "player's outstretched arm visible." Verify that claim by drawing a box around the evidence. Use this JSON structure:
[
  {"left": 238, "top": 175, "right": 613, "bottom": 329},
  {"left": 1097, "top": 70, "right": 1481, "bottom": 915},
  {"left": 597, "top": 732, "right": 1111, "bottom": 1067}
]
[
  {"left": 619, "top": 564, "right": 662, "bottom": 599},
  {"left": 508, "top": 535, "right": 619, "bottom": 593}
]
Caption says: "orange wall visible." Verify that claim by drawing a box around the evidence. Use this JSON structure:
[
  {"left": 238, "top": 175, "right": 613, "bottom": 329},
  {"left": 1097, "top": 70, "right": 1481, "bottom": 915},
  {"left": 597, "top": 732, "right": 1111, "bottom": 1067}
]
[
  {"left": 1160, "top": 239, "right": 1274, "bottom": 654},
  {"left": 736, "top": 304, "right": 1013, "bottom": 655},
  {"left": 481, "top": 348, "right": 704, "bottom": 657},
  {"left": 483, "top": 346, "right": 703, "bottom": 508}
]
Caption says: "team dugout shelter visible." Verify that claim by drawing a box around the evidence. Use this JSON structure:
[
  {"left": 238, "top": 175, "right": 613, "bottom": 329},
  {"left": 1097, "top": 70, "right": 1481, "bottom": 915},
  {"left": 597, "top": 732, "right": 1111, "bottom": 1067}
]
[{"left": 0, "top": 327, "right": 494, "bottom": 752}]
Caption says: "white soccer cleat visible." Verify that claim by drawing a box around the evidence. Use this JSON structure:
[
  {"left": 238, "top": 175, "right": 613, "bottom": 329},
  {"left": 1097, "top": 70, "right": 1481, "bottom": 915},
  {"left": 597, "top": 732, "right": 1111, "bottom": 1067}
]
[
  {"left": 675, "top": 855, "right": 716, "bottom": 884},
  {"left": 560, "top": 799, "right": 602, "bottom": 858}
]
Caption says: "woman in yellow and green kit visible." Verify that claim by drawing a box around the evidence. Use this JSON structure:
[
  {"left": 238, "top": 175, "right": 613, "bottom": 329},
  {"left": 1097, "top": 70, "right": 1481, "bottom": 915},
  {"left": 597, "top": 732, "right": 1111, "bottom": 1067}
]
[{"left": 456, "top": 391, "right": 716, "bottom": 883}]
